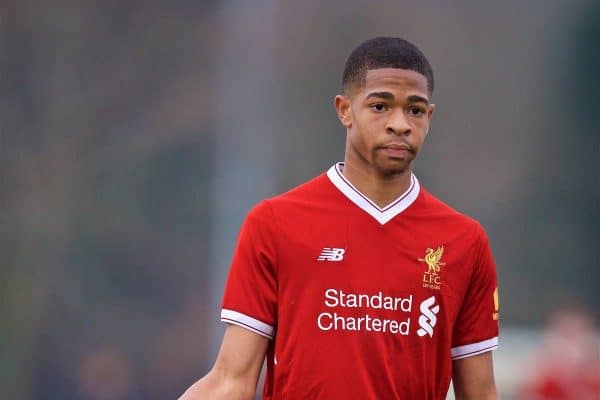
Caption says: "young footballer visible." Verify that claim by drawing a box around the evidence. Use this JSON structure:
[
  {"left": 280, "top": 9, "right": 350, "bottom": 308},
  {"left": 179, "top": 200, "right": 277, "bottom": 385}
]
[{"left": 180, "top": 37, "right": 500, "bottom": 400}]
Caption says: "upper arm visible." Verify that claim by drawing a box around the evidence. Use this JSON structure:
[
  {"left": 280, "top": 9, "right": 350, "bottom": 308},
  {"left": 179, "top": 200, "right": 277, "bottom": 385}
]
[
  {"left": 213, "top": 324, "right": 270, "bottom": 383},
  {"left": 452, "top": 227, "right": 499, "bottom": 359},
  {"left": 452, "top": 352, "right": 498, "bottom": 400},
  {"left": 221, "top": 202, "right": 279, "bottom": 339},
  {"left": 179, "top": 324, "right": 269, "bottom": 400},
  {"left": 451, "top": 228, "right": 499, "bottom": 399}
]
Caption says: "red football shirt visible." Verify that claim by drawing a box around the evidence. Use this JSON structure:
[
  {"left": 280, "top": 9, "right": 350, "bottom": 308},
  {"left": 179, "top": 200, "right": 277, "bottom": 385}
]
[{"left": 221, "top": 163, "right": 500, "bottom": 399}]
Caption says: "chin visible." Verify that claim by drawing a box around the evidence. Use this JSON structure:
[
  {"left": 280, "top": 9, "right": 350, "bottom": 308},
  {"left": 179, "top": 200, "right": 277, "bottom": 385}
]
[
  {"left": 375, "top": 161, "right": 410, "bottom": 177},
  {"left": 372, "top": 155, "right": 411, "bottom": 174}
]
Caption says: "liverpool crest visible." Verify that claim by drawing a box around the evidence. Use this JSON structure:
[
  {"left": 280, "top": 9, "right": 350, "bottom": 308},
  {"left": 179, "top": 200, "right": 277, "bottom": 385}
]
[{"left": 418, "top": 246, "right": 445, "bottom": 290}]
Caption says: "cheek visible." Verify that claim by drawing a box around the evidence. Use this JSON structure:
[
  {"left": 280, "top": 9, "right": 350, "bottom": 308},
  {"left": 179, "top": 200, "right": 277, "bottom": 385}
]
[
  {"left": 348, "top": 124, "right": 376, "bottom": 157},
  {"left": 412, "top": 131, "right": 428, "bottom": 151},
  {"left": 355, "top": 113, "right": 383, "bottom": 136},
  {"left": 352, "top": 121, "right": 378, "bottom": 148}
]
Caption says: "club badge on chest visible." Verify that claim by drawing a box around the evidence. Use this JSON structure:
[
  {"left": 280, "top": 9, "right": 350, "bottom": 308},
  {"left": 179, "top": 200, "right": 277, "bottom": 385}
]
[{"left": 418, "top": 246, "right": 445, "bottom": 290}]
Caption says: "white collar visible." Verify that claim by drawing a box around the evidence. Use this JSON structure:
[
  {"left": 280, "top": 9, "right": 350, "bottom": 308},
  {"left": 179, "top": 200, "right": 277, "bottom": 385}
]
[{"left": 326, "top": 162, "right": 420, "bottom": 225}]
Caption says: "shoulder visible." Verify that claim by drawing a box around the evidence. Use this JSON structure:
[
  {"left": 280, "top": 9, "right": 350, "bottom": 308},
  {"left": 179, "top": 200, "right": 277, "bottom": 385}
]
[
  {"left": 244, "top": 172, "right": 331, "bottom": 224},
  {"left": 417, "top": 187, "right": 488, "bottom": 241},
  {"left": 263, "top": 172, "right": 332, "bottom": 211},
  {"left": 269, "top": 173, "right": 330, "bottom": 202}
]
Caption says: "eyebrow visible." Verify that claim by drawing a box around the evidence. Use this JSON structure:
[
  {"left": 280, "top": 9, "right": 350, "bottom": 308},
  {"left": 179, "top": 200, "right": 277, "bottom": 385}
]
[
  {"left": 365, "top": 91, "right": 395, "bottom": 101},
  {"left": 364, "top": 91, "right": 430, "bottom": 105},
  {"left": 406, "top": 95, "right": 430, "bottom": 105}
]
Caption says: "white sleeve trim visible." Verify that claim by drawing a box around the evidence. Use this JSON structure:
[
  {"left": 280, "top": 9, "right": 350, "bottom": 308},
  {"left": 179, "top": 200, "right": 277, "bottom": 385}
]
[
  {"left": 220, "top": 309, "right": 274, "bottom": 340},
  {"left": 451, "top": 337, "right": 499, "bottom": 360}
]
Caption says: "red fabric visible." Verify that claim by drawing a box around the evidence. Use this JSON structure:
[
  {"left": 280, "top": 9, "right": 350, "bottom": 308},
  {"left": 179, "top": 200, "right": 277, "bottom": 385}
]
[{"left": 222, "top": 172, "right": 499, "bottom": 399}]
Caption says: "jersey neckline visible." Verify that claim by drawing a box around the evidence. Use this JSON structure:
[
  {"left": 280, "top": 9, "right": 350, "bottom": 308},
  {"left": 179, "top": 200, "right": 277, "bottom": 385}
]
[{"left": 326, "top": 162, "right": 420, "bottom": 225}]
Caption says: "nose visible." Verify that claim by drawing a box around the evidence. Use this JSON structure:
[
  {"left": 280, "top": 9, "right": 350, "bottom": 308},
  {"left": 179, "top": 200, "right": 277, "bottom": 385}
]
[{"left": 385, "top": 110, "right": 411, "bottom": 136}]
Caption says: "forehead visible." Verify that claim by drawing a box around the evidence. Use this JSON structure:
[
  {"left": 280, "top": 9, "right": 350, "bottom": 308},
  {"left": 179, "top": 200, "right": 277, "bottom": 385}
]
[{"left": 359, "top": 68, "right": 429, "bottom": 99}]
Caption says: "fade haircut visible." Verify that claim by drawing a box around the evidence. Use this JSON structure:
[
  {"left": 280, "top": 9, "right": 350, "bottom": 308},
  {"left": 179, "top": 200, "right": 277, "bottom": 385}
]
[{"left": 342, "top": 37, "right": 434, "bottom": 95}]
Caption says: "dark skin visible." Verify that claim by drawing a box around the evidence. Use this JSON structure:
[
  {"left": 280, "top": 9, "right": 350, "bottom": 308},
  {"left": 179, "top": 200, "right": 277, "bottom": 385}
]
[{"left": 334, "top": 68, "right": 434, "bottom": 208}]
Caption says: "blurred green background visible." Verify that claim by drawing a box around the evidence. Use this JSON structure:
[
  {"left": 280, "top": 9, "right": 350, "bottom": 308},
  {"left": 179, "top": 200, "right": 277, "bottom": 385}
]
[{"left": 2, "top": 1, "right": 598, "bottom": 399}]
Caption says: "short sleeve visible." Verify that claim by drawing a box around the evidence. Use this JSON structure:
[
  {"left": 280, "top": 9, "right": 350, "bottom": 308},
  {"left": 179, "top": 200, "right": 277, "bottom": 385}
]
[
  {"left": 451, "top": 226, "right": 500, "bottom": 359},
  {"left": 221, "top": 201, "right": 278, "bottom": 339}
]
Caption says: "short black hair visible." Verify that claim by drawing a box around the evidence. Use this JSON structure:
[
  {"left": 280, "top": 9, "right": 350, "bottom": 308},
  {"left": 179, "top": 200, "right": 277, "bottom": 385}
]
[{"left": 342, "top": 37, "right": 434, "bottom": 95}]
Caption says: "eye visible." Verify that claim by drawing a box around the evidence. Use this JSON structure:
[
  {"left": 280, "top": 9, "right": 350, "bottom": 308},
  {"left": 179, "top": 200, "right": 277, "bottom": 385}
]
[
  {"left": 370, "top": 103, "right": 389, "bottom": 112},
  {"left": 407, "top": 106, "right": 426, "bottom": 116}
]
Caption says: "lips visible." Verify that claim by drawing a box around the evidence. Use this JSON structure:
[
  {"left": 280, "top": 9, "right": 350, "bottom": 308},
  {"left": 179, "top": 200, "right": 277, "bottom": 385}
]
[{"left": 379, "top": 143, "right": 414, "bottom": 154}]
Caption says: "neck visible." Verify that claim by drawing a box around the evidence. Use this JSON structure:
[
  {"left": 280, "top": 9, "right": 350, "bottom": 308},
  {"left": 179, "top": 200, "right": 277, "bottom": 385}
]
[{"left": 341, "top": 158, "right": 413, "bottom": 208}]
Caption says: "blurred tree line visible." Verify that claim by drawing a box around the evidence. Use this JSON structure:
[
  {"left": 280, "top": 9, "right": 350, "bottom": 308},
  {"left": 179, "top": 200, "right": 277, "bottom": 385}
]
[{"left": 2, "top": 2, "right": 220, "bottom": 398}]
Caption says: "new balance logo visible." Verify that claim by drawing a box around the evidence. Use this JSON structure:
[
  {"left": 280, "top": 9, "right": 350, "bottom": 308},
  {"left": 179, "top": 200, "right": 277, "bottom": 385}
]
[
  {"left": 317, "top": 248, "right": 345, "bottom": 262},
  {"left": 417, "top": 296, "right": 440, "bottom": 338}
]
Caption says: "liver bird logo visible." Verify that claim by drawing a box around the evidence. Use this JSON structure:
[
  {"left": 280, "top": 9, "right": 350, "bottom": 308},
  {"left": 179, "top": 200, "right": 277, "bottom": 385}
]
[{"left": 418, "top": 246, "right": 445, "bottom": 274}]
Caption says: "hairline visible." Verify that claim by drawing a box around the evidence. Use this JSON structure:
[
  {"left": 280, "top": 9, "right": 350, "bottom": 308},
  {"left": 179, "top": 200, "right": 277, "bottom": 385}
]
[{"left": 342, "top": 67, "right": 433, "bottom": 98}]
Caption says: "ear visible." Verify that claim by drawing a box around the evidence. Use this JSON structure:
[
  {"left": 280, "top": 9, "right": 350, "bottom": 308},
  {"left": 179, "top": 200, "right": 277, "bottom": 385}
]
[
  {"left": 425, "top": 103, "right": 435, "bottom": 135},
  {"left": 334, "top": 95, "right": 352, "bottom": 128}
]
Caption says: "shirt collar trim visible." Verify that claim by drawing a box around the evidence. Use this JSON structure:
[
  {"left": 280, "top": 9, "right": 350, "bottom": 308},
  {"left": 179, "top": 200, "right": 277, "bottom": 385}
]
[{"left": 326, "top": 162, "right": 420, "bottom": 224}]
